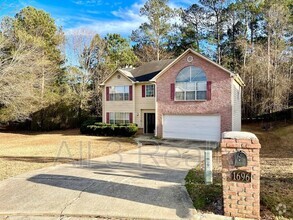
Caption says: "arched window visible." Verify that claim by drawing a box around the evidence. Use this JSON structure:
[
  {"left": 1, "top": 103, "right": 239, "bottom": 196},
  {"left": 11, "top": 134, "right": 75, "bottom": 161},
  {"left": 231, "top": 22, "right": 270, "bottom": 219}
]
[{"left": 175, "top": 66, "right": 207, "bottom": 100}]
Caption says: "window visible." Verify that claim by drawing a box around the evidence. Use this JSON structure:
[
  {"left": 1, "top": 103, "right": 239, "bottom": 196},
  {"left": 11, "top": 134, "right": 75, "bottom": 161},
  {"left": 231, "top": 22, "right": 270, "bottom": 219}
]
[
  {"left": 109, "top": 112, "right": 130, "bottom": 124},
  {"left": 175, "top": 66, "right": 207, "bottom": 101},
  {"left": 109, "top": 86, "right": 129, "bottom": 101},
  {"left": 145, "top": 85, "right": 155, "bottom": 97}
]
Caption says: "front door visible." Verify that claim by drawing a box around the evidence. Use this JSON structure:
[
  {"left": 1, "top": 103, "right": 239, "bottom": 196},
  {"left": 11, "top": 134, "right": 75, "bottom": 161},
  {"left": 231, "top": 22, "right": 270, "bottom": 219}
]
[{"left": 144, "top": 113, "right": 155, "bottom": 133}]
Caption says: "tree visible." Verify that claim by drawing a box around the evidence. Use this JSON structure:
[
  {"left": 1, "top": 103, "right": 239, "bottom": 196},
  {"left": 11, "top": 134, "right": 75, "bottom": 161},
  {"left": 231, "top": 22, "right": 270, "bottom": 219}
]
[
  {"left": 221, "top": 2, "right": 246, "bottom": 71},
  {"left": 0, "top": 29, "right": 51, "bottom": 122},
  {"left": 14, "top": 6, "right": 64, "bottom": 67},
  {"left": 181, "top": 4, "right": 206, "bottom": 51},
  {"left": 166, "top": 23, "right": 199, "bottom": 56},
  {"left": 241, "top": 44, "right": 291, "bottom": 117},
  {"left": 0, "top": 7, "right": 64, "bottom": 123},
  {"left": 131, "top": 0, "right": 174, "bottom": 61},
  {"left": 105, "top": 33, "right": 138, "bottom": 69},
  {"left": 199, "top": 0, "right": 229, "bottom": 64},
  {"left": 86, "top": 33, "right": 109, "bottom": 116},
  {"left": 234, "top": 0, "right": 292, "bottom": 118},
  {"left": 65, "top": 29, "right": 96, "bottom": 121},
  {"left": 263, "top": 1, "right": 292, "bottom": 114},
  {"left": 65, "top": 66, "right": 92, "bottom": 121},
  {"left": 65, "top": 31, "right": 138, "bottom": 117},
  {"left": 14, "top": 7, "right": 65, "bottom": 127}
]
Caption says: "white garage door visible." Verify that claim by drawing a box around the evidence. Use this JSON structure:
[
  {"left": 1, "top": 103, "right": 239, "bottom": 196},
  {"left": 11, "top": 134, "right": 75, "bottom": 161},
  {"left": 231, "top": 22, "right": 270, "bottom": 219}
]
[{"left": 163, "top": 115, "right": 221, "bottom": 142}]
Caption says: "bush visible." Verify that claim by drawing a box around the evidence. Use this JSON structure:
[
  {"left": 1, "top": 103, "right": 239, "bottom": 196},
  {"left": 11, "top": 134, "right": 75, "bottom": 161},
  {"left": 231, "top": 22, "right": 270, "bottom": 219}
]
[
  {"left": 80, "top": 122, "right": 138, "bottom": 137},
  {"left": 80, "top": 118, "right": 102, "bottom": 134},
  {"left": 4, "top": 102, "right": 103, "bottom": 131}
]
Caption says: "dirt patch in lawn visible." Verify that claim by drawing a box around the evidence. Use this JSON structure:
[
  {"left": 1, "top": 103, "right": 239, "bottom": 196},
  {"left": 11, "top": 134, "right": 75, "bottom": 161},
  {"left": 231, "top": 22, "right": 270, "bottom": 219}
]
[
  {"left": 0, "top": 129, "right": 137, "bottom": 180},
  {"left": 242, "top": 122, "right": 293, "bottom": 219}
]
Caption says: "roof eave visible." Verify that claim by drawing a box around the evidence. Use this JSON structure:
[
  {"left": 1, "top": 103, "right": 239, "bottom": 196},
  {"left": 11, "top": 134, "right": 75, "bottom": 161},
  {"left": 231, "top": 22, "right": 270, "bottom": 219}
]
[
  {"left": 151, "top": 48, "right": 238, "bottom": 82},
  {"left": 100, "top": 69, "right": 135, "bottom": 86},
  {"left": 151, "top": 49, "right": 191, "bottom": 81},
  {"left": 233, "top": 74, "right": 245, "bottom": 87}
]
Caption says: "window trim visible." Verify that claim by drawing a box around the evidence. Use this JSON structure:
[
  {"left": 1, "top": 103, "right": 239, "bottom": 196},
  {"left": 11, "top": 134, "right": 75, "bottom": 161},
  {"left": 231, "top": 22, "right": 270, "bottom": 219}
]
[
  {"left": 175, "top": 81, "right": 207, "bottom": 101},
  {"left": 109, "top": 85, "right": 130, "bottom": 101},
  {"left": 145, "top": 84, "right": 155, "bottom": 97},
  {"left": 175, "top": 66, "right": 207, "bottom": 101},
  {"left": 109, "top": 112, "right": 130, "bottom": 124}
]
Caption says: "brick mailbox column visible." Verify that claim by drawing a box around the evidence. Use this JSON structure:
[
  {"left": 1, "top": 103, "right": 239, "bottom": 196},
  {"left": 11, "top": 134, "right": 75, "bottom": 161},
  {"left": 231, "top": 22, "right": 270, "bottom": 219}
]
[{"left": 220, "top": 131, "right": 261, "bottom": 219}]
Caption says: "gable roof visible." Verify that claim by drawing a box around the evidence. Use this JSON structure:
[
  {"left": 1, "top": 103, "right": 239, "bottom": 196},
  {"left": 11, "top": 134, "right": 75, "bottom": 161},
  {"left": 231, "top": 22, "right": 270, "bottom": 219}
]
[
  {"left": 101, "top": 49, "right": 244, "bottom": 86},
  {"left": 100, "top": 59, "right": 174, "bottom": 85},
  {"left": 151, "top": 48, "right": 245, "bottom": 86},
  {"left": 129, "top": 59, "right": 174, "bottom": 82},
  {"left": 100, "top": 69, "right": 135, "bottom": 85}
]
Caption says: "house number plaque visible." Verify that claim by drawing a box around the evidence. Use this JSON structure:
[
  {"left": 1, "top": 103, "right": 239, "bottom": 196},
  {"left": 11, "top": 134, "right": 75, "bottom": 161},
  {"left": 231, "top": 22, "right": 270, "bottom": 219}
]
[{"left": 231, "top": 170, "right": 251, "bottom": 182}]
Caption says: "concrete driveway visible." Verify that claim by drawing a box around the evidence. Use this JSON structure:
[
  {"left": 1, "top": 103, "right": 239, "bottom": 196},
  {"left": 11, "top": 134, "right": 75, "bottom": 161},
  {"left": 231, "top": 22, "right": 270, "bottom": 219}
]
[{"left": 0, "top": 142, "right": 210, "bottom": 220}]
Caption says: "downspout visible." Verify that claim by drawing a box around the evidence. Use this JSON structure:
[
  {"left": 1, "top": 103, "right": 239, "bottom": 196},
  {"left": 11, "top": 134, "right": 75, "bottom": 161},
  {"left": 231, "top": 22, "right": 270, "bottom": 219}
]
[
  {"left": 155, "top": 80, "right": 158, "bottom": 137},
  {"left": 133, "top": 82, "right": 136, "bottom": 125}
]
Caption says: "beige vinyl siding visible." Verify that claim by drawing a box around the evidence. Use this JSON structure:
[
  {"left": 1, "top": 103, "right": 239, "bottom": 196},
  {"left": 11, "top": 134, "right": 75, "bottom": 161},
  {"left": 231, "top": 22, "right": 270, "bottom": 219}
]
[
  {"left": 103, "top": 72, "right": 134, "bottom": 123},
  {"left": 134, "top": 83, "right": 156, "bottom": 128},
  {"left": 102, "top": 72, "right": 155, "bottom": 128},
  {"left": 232, "top": 79, "right": 241, "bottom": 131}
]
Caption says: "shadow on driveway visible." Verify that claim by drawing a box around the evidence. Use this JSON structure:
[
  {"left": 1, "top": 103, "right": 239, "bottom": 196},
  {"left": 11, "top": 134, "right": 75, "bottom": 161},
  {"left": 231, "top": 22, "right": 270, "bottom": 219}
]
[
  {"left": 1, "top": 145, "right": 204, "bottom": 219},
  {"left": 28, "top": 172, "right": 192, "bottom": 219}
]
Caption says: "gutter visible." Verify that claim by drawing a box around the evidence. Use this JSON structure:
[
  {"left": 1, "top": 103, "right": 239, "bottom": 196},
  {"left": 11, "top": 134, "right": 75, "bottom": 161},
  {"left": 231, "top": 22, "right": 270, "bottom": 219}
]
[{"left": 232, "top": 74, "right": 245, "bottom": 87}]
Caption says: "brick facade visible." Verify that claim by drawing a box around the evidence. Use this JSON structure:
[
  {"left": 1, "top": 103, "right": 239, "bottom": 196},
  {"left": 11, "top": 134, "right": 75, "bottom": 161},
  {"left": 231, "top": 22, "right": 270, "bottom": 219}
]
[
  {"left": 156, "top": 52, "right": 233, "bottom": 137},
  {"left": 221, "top": 132, "right": 261, "bottom": 219}
]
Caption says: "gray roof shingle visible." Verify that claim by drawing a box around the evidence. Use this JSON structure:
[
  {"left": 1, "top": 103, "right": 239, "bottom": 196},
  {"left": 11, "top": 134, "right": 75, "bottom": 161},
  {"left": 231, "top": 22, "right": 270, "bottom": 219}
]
[{"left": 121, "top": 59, "right": 175, "bottom": 82}]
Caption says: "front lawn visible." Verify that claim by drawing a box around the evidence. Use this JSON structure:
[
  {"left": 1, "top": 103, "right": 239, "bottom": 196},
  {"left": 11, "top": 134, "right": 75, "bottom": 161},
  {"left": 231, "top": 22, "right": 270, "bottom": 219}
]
[
  {"left": 0, "top": 129, "right": 137, "bottom": 181},
  {"left": 243, "top": 122, "right": 293, "bottom": 219},
  {"left": 185, "top": 168, "right": 223, "bottom": 215}
]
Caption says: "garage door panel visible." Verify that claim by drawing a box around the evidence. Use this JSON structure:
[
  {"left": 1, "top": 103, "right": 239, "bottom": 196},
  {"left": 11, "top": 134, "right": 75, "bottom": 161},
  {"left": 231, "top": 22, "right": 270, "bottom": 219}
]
[{"left": 163, "top": 115, "right": 221, "bottom": 142}]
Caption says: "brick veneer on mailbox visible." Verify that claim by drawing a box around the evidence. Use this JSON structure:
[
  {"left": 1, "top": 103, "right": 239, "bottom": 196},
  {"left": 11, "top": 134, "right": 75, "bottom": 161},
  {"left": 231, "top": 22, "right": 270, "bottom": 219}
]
[{"left": 221, "top": 132, "right": 261, "bottom": 219}]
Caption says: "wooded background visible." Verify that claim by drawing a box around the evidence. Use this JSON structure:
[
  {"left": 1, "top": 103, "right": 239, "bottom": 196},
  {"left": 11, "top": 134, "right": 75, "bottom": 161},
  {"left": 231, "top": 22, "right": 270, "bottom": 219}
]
[{"left": 0, "top": 0, "right": 292, "bottom": 130}]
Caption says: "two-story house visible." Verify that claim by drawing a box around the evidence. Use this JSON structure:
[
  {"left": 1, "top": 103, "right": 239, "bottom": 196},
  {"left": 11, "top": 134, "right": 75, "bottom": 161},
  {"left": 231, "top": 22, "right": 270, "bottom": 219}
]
[{"left": 101, "top": 49, "right": 244, "bottom": 142}]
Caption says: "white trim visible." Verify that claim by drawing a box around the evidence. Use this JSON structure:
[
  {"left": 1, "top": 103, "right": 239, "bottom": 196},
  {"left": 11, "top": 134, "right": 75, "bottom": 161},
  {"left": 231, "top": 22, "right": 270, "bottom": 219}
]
[
  {"left": 145, "top": 84, "right": 155, "bottom": 97},
  {"left": 151, "top": 48, "right": 245, "bottom": 87},
  {"left": 155, "top": 82, "right": 158, "bottom": 137},
  {"left": 187, "top": 56, "right": 194, "bottom": 62},
  {"left": 100, "top": 69, "right": 134, "bottom": 85},
  {"left": 109, "top": 112, "right": 131, "bottom": 124},
  {"left": 109, "top": 85, "right": 130, "bottom": 101},
  {"left": 132, "top": 82, "right": 136, "bottom": 124},
  {"left": 100, "top": 49, "right": 245, "bottom": 87},
  {"left": 234, "top": 74, "right": 245, "bottom": 86}
]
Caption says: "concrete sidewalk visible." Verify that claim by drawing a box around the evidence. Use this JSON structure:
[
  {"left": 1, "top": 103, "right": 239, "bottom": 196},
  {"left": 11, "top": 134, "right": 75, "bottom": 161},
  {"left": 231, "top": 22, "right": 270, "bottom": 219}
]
[{"left": 0, "top": 143, "right": 226, "bottom": 220}]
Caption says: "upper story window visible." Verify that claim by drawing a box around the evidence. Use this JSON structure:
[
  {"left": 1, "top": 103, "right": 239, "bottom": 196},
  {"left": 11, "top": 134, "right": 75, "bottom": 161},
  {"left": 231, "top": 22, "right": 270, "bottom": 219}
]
[
  {"left": 109, "top": 86, "right": 129, "bottom": 101},
  {"left": 142, "top": 84, "right": 155, "bottom": 97},
  {"left": 145, "top": 85, "right": 155, "bottom": 97},
  {"left": 175, "top": 66, "right": 207, "bottom": 101}
]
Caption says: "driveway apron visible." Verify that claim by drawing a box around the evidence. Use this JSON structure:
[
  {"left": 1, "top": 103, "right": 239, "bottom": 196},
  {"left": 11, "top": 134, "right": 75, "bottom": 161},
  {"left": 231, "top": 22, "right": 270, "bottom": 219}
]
[{"left": 0, "top": 143, "right": 206, "bottom": 220}]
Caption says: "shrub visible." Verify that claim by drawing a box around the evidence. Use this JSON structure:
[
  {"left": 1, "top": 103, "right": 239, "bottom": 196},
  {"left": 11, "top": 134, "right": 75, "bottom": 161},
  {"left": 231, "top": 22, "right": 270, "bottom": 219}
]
[
  {"left": 80, "top": 122, "right": 138, "bottom": 137},
  {"left": 80, "top": 118, "right": 102, "bottom": 134}
]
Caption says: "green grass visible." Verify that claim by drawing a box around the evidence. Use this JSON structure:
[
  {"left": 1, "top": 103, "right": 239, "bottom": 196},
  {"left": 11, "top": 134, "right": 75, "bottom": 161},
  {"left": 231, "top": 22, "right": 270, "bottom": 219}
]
[{"left": 185, "top": 168, "right": 222, "bottom": 213}]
